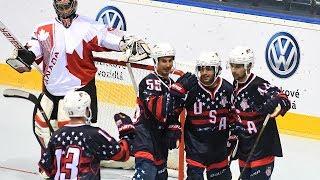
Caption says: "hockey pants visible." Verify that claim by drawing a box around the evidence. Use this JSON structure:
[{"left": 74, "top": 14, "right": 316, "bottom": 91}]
[{"left": 133, "top": 158, "right": 168, "bottom": 180}]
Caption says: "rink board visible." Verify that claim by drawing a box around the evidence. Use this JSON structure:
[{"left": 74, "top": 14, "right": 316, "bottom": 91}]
[{"left": 0, "top": 64, "right": 319, "bottom": 139}]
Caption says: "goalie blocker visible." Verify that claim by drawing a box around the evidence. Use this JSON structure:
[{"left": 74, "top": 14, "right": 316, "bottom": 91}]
[{"left": 6, "top": 48, "right": 36, "bottom": 73}]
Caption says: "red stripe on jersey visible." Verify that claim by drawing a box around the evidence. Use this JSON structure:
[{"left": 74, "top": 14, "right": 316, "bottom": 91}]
[
  {"left": 135, "top": 151, "right": 155, "bottom": 161},
  {"left": 155, "top": 96, "right": 164, "bottom": 122},
  {"left": 187, "top": 109, "right": 229, "bottom": 116},
  {"left": 187, "top": 158, "right": 229, "bottom": 170},
  {"left": 190, "top": 119, "right": 213, "bottom": 125},
  {"left": 147, "top": 97, "right": 155, "bottom": 113},
  {"left": 111, "top": 139, "right": 130, "bottom": 161},
  {"left": 207, "top": 158, "right": 228, "bottom": 170},
  {"left": 186, "top": 158, "right": 206, "bottom": 168},
  {"left": 238, "top": 111, "right": 260, "bottom": 117},
  {"left": 134, "top": 151, "right": 165, "bottom": 165},
  {"left": 239, "top": 156, "right": 274, "bottom": 168}
]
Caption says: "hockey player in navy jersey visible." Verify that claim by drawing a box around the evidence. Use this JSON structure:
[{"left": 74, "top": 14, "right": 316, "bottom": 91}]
[
  {"left": 171, "top": 51, "right": 234, "bottom": 180},
  {"left": 228, "top": 46, "right": 291, "bottom": 179},
  {"left": 132, "top": 43, "right": 198, "bottom": 179},
  {"left": 38, "top": 90, "right": 135, "bottom": 179},
  {"left": 6, "top": 0, "right": 150, "bottom": 148}
]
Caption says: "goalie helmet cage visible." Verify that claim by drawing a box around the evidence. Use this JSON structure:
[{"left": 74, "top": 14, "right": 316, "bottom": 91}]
[{"left": 93, "top": 55, "right": 193, "bottom": 179}]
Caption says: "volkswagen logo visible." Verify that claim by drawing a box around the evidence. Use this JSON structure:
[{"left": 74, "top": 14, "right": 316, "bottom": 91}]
[
  {"left": 96, "top": 6, "right": 127, "bottom": 31},
  {"left": 265, "top": 32, "right": 300, "bottom": 78}
]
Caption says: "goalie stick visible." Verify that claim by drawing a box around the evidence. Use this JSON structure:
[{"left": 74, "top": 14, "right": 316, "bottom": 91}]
[
  {"left": 0, "top": 20, "right": 43, "bottom": 75},
  {"left": 3, "top": 89, "right": 54, "bottom": 150}
]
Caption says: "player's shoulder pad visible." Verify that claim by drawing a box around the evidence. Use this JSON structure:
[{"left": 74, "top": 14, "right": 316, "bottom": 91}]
[
  {"left": 252, "top": 74, "right": 270, "bottom": 87},
  {"left": 77, "top": 15, "right": 106, "bottom": 30},
  {"left": 221, "top": 78, "right": 233, "bottom": 93},
  {"left": 77, "top": 15, "right": 99, "bottom": 24},
  {"left": 34, "top": 20, "right": 56, "bottom": 31},
  {"left": 139, "top": 73, "right": 157, "bottom": 84}
]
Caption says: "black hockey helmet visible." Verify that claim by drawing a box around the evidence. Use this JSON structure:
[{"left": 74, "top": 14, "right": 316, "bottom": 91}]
[{"left": 53, "top": 0, "right": 78, "bottom": 19}]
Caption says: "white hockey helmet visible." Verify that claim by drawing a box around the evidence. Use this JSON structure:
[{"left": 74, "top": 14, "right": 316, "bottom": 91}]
[
  {"left": 53, "top": 0, "right": 78, "bottom": 19},
  {"left": 196, "top": 51, "right": 221, "bottom": 70},
  {"left": 195, "top": 51, "right": 222, "bottom": 85},
  {"left": 150, "top": 43, "right": 175, "bottom": 63},
  {"left": 228, "top": 46, "right": 254, "bottom": 69},
  {"left": 63, "top": 91, "right": 91, "bottom": 120}
]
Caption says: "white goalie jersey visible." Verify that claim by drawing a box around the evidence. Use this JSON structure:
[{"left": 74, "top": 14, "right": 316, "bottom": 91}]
[{"left": 27, "top": 15, "right": 123, "bottom": 96}]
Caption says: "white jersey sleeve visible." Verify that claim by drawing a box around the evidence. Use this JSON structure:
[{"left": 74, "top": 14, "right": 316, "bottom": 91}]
[
  {"left": 81, "top": 16, "right": 123, "bottom": 52},
  {"left": 27, "top": 28, "right": 43, "bottom": 61}
]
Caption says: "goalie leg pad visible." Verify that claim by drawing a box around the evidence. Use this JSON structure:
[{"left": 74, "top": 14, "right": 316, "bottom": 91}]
[{"left": 33, "top": 93, "right": 58, "bottom": 146}]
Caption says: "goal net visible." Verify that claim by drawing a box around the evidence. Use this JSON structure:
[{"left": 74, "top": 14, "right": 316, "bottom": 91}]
[{"left": 93, "top": 52, "right": 194, "bottom": 178}]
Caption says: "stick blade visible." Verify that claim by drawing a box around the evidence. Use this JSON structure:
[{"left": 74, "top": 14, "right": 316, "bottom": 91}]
[
  {"left": 3, "top": 88, "right": 38, "bottom": 104},
  {"left": 3, "top": 89, "right": 29, "bottom": 98}
]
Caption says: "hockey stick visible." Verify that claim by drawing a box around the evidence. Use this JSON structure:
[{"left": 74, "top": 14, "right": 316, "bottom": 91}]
[
  {"left": 238, "top": 106, "right": 281, "bottom": 180},
  {"left": 237, "top": 114, "right": 270, "bottom": 179},
  {"left": 126, "top": 62, "right": 139, "bottom": 95},
  {"left": 228, "top": 134, "right": 239, "bottom": 166},
  {"left": 0, "top": 20, "right": 43, "bottom": 75},
  {"left": 3, "top": 89, "right": 54, "bottom": 149}
]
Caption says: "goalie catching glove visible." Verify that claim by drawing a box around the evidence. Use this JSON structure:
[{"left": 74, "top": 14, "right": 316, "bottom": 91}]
[
  {"left": 119, "top": 35, "right": 151, "bottom": 62},
  {"left": 6, "top": 48, "right": 36, "bottom": 73}
]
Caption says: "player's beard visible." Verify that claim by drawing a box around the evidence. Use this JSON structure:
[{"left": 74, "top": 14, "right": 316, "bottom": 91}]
[
  {"left": 233, "top": 71, "right": 247, "bottom": 82},
  {"left": 157, "top": 66, "right": 173, "bottom": 79}
]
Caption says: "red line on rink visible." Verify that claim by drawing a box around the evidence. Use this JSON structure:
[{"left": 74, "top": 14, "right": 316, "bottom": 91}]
[{"left": 0, "top": 165, "right": 38, "bottom": 175}]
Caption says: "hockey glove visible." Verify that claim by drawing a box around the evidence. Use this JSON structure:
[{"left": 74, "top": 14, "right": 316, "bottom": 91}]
[
  {"left": 277, "top": 93, "right": 291, "bottom": 116},
  {"left": 258, "top": 97, "right": 280, "bottom": 115},
  {"left": 114, "top": 112, "right": 135, "bottom": 139},
  {"left": 165, "top": 124, "right": 181, "bottom": 150},
  {"left": 6, "top": 48, "right": 35, "bottom": 73},
  {"left": 170, "top": 72, "right": 197, "bottom": 98}
]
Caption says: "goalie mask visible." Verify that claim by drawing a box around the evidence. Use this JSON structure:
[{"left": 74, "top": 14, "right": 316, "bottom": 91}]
[
  {"left": 228, "top": 46, "right": 254, "bottom": 70},
  {"left": 196, "top": 51, "right": 222, "bottom": 87},
  {"left": 63, "top": 91, "right": 92, "bottom": 123},
  {"left": 53, "top": 0, "right": 77, "bottom": 27},
  {"left": 150, "top": 43, "right": 176, "bottom": 77}
]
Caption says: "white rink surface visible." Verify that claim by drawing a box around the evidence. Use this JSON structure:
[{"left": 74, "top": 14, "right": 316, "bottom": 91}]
[{"left": 0, "top": 86, "right": 319, "bottom": 180}]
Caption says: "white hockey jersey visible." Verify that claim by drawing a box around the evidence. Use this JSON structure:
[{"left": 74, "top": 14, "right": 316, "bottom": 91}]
[{"left": 27, "top": 15, "right": 122, "bottom": 96}]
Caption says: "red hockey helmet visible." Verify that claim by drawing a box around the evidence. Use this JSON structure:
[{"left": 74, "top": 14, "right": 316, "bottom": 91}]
[{"left": 53, "top": 0, "right": 78, "bottom": 19}]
